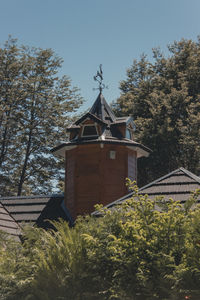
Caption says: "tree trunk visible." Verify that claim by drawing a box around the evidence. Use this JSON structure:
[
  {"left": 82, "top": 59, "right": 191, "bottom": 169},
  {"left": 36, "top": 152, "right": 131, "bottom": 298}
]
[{"left": 17, "top": 127, "right": 32, "bottom": 196}]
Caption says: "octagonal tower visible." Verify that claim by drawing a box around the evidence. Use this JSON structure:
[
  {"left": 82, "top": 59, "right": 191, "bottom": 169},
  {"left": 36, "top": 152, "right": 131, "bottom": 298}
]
[{"left": 52, "top": 91, "right": 150, "bottom": 220}]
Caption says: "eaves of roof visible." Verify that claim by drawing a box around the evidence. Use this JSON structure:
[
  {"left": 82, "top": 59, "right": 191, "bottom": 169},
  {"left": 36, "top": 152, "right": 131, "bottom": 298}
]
[
  {"left": 51, "top": 138, "right": 151, "bottom": 157},
  {"left": 111, "top": 116, "right": 133, "bottom": 126}
]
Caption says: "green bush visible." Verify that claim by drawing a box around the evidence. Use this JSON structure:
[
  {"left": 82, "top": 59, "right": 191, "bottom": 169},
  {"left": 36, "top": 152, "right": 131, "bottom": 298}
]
[{"left": 0, "top": 185, "right": 200, "bottom": 299}]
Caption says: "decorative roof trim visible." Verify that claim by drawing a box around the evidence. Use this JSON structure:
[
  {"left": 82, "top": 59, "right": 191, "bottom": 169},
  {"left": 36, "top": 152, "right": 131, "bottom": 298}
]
[
  {"left": 75, "top": 112, "right": 106, "bottom": 126},
  {"left": 126, "top": 145, "right": 149, "bottom": 158},
  {"left": 51, "top": 140, "right": 151, "bottom": 157},
  {"left": 111, "top": 116, "right": 134, "bottom": 126},
  {"left": 51, "top": 145, "right": 77, "bottom": 156}
]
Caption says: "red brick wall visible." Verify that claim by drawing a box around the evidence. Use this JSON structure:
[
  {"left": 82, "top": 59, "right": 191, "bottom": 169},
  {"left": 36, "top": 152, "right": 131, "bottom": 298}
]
[{"left": 65, "top": 144, "right": 137, "bottom": 219}]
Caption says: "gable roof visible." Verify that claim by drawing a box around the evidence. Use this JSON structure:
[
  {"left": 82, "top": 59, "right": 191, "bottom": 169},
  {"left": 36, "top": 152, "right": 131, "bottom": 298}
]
[
  {"left": 74, "top": 112, "right": 106, "bottom": 126},
  {"left": 0, "top": 202, "right": 21, "bottom": 240},
  {"left": 139, "top": 167, "right": 200, "bottom": 202},
  {"left": 97, "top": 168, "right": 200, "bottom": 210},
  {"left": 0, "top": 194, "right": 73, "bottom": 229}
]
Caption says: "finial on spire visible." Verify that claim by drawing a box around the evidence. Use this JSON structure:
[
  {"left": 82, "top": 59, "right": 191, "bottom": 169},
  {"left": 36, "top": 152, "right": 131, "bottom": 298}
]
[{"left": 93, "top": 64, "right": 108, "bottom": 93}]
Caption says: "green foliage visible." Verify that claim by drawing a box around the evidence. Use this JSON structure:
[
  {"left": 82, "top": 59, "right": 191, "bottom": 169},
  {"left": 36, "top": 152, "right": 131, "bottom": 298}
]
[
  {"left": 0, "top": 36, "right": 83, "bottom": 196},
  {"left": 0, "top": 187, "right": 200, "bottom": 299},
  {"left": 113, "top": 38, "right": 200, "bottom": 186}
]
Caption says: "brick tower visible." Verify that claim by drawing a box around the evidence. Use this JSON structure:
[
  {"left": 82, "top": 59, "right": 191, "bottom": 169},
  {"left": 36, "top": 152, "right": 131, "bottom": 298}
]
[{"left": 52, "top": 68, "right": 150, "bottom": 219}]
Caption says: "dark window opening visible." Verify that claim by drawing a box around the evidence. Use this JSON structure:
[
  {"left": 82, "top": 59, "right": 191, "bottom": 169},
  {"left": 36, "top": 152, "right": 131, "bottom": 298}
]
[{"left": 82, "top": 125, "right": 98, "bottom": 137}]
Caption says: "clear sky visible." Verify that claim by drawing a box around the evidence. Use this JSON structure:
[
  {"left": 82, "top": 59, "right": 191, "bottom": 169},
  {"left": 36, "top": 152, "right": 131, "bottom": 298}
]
[{"left": 0, "top": 0, "right": 200, "bottom": 111}]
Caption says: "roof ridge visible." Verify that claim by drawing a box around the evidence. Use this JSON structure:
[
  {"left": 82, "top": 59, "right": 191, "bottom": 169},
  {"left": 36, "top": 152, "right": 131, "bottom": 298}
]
[
  {"left": 139, "top": 167, "right": 200, "bottom": 191},
  {"left": 178, "top": 167, "right": 200, "bottom": 183}
]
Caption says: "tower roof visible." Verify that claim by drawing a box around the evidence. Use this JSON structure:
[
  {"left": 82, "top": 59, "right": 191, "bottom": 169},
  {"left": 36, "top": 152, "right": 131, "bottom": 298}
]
[
  {"left": 89, "top": 92, "right": 116, "bottom": 123},
  {"left": 52, "top": 91, "right": 151, "bottom": 158}
]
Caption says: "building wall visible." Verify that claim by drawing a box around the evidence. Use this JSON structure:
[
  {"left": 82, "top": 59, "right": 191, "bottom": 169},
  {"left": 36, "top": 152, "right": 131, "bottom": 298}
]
[{"left": 65, "top": 144, "right": 137, "bottom": 219}]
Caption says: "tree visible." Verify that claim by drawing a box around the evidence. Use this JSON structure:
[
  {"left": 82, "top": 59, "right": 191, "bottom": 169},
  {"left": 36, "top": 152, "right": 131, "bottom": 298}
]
[
  {"left": 113, "top": 38, "right": 200, "bottom": 186},
  {"left": 0, "top": 185, "right": 200, "bottom": 300},
  {"left": 0, "top": 37, "right": 83, "bottom": 196}
]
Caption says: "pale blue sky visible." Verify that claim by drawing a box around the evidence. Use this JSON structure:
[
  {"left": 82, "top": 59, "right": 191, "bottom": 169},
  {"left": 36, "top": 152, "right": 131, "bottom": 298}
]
[{"left": 0, "top": 0, "right": 200, "bottom": 111}]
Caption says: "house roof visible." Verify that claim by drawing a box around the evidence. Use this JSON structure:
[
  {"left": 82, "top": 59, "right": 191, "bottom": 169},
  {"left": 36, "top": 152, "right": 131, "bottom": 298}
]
[
  {"left": 95, "top": 167, "right": 200, "bottom": 211},
  {"left": 0, "top": 194, "right": 73, "bottom": 230},
  {"left": 0, "top": 202, "right": 21, "bottom": 240},
  {"left": 139, "top": 167, "right": 200, "bottom": 201}
]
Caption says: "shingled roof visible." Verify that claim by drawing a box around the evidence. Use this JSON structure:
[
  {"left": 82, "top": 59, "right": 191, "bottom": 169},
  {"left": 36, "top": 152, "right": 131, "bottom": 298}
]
[
  {"left": 89, "top": 92, "right": 116, "bottom": 123},
  {"left": 139, "top": 168, "right": 200, "bottom": 202},
  {"left": 0, "top": 194, "right": 73, "bottom": 230},
  {"left": 0, "top": 202, "right": 21, "bottom": 240},
  {"left": 97, "top": 168, "right": 200, "bottom": 210},
  {"left": 52, "top": 92, "right": 151, "bottom": 158}
]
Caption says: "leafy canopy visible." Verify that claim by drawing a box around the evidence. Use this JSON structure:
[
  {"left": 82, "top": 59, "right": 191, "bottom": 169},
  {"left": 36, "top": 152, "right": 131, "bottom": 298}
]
[
  {"left": 0, "top": 36, "right": 83, "bottom": 196},
  {"left": 113, "top": 38, "right": 200, "bottom": 186},
  {"left": 0, "top": 185, "right": 200, "bottom": 300}
]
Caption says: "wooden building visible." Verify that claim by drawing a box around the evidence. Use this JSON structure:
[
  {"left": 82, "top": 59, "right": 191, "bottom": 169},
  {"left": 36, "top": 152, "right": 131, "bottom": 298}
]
[
  {"left": 0, "top": 70, "right": 199, "bottom": 237},
  {"left": 52, "top": 91, "right": 151, "bottom": 219}
]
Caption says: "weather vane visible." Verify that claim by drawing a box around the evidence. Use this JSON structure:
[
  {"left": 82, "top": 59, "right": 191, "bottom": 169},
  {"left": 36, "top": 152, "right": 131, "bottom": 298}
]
[{"left": 93, "top": 64, "right": 108, "bottom": 93}]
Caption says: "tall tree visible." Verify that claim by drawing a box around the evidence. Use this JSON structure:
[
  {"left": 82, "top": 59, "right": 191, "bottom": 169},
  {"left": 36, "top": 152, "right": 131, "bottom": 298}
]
[
  {"left": 0, "top": 38, "right": 22, "bottom": 192},
  {"left": 0, "top": 37, "right": 83, "bottom": 196},
  {"left": 113, "top": 38, "right": 200, "bottom": 186}
]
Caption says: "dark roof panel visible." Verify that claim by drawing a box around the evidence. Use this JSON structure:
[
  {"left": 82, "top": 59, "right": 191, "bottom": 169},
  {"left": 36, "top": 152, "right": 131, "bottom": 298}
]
[
  {"left": 0, "top": 202, "right": 21, "bottom": 239},
  {"left": 51, "top": 92, "right": 151, "bottom": 158},
  {"left": 75, "top": 112, "right": 106, "bottom": 126},
  {"left": 0, "top": 195, "right": 73, "bottom": 229},
  {"left": 95, "top": 168, "right": 200, "bottom": 212},
  {"left": 5, "top": 205, "right": 46, "bottom": 213},
  {"left": 12, "top": 213, "right": 41, "bottom": 222},
  {"left": 89, "top": 93, "right": 116, "bottom": 123}
]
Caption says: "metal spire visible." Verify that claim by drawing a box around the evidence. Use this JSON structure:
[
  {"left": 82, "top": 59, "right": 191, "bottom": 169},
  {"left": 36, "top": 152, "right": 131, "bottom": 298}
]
[{"left": 93, "top": 64, "right": 108, "bottom": 93}]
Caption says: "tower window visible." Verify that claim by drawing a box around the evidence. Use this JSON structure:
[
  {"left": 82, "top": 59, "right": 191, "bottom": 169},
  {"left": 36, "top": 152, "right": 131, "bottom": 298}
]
[
  {"left": 126, "top": 128, "right": 132, "bottom": 140},
  {"left": 109, "top": 150, "right": 116, "bottom": 159},
  {"left": 82, "top": 125, "right": 98, "bottom": 137}
]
